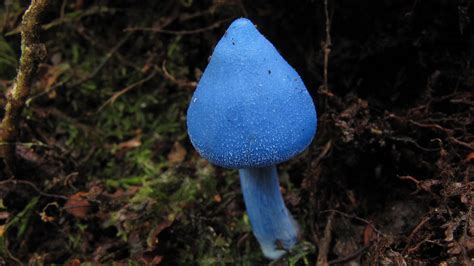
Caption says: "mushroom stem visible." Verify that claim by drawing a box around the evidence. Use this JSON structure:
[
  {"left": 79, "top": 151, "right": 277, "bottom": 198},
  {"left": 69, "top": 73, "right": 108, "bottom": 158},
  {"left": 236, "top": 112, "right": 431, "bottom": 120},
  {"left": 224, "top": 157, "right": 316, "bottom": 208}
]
[{"left": 239, "top": 165, "right": 299, "bottom": 259}]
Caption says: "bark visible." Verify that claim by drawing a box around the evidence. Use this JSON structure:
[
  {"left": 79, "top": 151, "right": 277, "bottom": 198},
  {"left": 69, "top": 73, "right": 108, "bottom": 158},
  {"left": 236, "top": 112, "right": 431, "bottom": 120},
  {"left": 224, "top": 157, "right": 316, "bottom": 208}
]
[{"left": 0, "top": 0, "right": 49, "bottom": 177}]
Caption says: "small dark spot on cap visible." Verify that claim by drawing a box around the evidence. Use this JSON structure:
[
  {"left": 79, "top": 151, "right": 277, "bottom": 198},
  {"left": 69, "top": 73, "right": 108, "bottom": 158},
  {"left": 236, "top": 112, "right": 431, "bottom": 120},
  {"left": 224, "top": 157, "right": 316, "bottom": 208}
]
[
  {"left": 232, "top": 42, "right": 235, "bottom": 45},
  {"left": 275, "top": 239, "right": 284, "bottom": 249},
  {"left": 268, "top": 70, "right": 271, "bottom": 74}
]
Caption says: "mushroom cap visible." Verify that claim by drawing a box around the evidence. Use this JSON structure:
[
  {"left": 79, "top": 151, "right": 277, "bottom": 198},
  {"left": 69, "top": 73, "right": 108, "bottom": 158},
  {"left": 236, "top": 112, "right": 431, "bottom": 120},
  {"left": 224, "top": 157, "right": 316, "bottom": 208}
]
[{"left": 187, "top": 18, "right": 317, "bottom": 169}]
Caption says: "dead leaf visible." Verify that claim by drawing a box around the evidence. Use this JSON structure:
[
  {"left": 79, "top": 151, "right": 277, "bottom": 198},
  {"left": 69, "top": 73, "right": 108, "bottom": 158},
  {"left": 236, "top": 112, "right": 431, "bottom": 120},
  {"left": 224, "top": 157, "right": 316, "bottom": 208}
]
[
  {"left": 111, "top": 130, "right": 143, "bottom": 157},
  {"left": 461, "top": 237, "right": 474, "bottom": 251},
  {"left": 38, "top": 63, "right": 70, "bottom": 98},
  {"left": 167, "top": 141, "right": 187, "bottom": 165},
  {"left": 151, "top": 256, "right": 163, "bottom": 265},
  {"left": 213, "top": 194, "right": 222, "bottom": 203},
  {"left": 65, "top": 259, "right": 81, "bottom": 266},
  {"left": 140, "top": 253, "right": 163, "bottom": 265},
  {"left": 447, "top": 241, "right": 462, "bottom": 254},
  {"left": 117, "top": 136, "right": 142, "bottom": 150},
  {"left": 64, "top": 192, "right": 91, "bottom": 219},
  {"left": 142, "top": 62, "right": 152, "bottom": 73},
  {"left": 443, "top": 223, "right": 455, "bottom": 242},
  {"left": 467, "top": 152, "right": 474, "bottom": 161},
  {"left": 105, "top": 186, "right": 140, "bottom": 200},
  {"left": 363, "top": 225, "right": 376, "bottom": 246}
]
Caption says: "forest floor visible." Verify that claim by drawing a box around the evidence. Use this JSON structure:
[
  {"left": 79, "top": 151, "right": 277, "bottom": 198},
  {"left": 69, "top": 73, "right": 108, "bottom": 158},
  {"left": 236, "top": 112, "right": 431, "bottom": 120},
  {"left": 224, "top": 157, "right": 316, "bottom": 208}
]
[{"left": 0, "top": 1, "right": 472, "bottom": 265}]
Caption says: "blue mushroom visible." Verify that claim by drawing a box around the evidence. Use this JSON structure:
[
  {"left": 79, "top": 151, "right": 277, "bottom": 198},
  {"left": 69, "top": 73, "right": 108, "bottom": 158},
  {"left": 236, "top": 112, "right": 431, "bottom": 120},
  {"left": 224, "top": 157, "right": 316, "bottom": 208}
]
[{"left": 187, "top": 18, "right": 317, "bottom": 259}]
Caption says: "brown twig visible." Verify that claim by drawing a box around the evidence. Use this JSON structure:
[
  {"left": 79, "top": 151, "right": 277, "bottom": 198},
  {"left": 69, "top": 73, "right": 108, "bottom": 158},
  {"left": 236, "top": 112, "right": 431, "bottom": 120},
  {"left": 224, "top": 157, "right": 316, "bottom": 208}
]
[
  {"left": 321, "top": 209, "right": 384, "bottom": 237},
  {"left": 178, "top": 10, "right": 214, "bottom": 22},
  {"left": 4, "top": 237, "right": 23, "bottom": 266},
  {"left": 328, "top": 245, "right": 370, "bottom": 265},
  {"left": 317, "top": 211, "right": 335, "bottom": 266},
  {"left": 447, "top": 137, "right": 474, "bottom": 150},
  {"left": 402, "top": 216, "right": 431, "bottom": 255},
  {"left": 67, "top": 31, "right": 133, "bottom": 89},
  {"left": 313, "top": 141, "right": 332, "bottom": 167},
  {"left": 408, "top": 120, "right": 454, "bottom": 135},
  {"left": 96, "top": 70, "right": 158, "bottom": 112},
  {"left": 74, "top": 26, "right": 142, "bottom": 72},
  {"left": 405, "top": 232, "right": 434, "bottom": 254},
  {"left": 320, "top": 0, "right": 333, "bottom": 96},
  {"left": 0, "top": 0, "right": 50, "bottom": 177},
  {"left": 5, "top": 5, "right": 117, "bottom": 36},
  {"left": 389, "top": 136, "right": 440, "bottom": 152},
  {"left": 60, "top": 0, "right": 67, "bottom": 20},
  {"left": 125, "top": 19, "right": 231, "bottom": 35},
  {"left": 0, "top": 179, "right": 68, "bottom": 200},
  {"left": 161, "top": 61, "right": 197, "bottom": 89}
]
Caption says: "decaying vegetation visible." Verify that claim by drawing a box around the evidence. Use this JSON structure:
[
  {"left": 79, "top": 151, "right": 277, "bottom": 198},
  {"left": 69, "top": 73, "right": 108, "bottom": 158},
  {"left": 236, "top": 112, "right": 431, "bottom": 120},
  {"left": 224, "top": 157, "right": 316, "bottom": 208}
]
[{"left": 0, "top": 1, "right": 472, "bottom": 265}]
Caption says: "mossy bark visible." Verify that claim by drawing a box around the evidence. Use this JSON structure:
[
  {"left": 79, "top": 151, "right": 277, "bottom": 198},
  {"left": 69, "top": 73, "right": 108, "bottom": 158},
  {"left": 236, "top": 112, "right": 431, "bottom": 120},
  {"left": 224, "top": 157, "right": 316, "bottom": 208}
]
[{"left": 0, "top": 0, "right": 49, "bottom": 177}]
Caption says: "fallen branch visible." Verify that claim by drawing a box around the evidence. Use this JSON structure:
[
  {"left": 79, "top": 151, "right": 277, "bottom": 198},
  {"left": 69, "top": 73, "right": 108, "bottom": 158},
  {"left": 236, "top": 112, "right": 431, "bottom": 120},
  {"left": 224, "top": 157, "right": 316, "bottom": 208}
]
[{"left": 0, "top": 0, "right": 50, "bottom": 177}]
